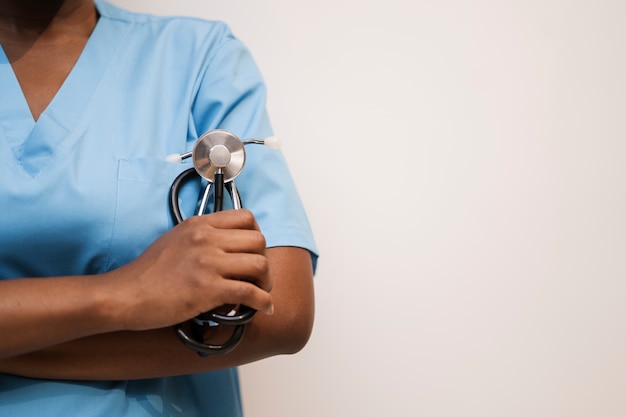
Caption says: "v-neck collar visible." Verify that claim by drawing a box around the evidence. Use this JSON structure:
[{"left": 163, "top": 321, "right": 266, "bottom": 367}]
[
  {"left": 0, "top": 2, "right": 129, "bottom": 178},
  {"left": 0, "top": 45, "right": 33, "bottom": 149}
]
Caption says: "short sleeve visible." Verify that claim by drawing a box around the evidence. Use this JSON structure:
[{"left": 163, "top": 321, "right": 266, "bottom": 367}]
[{"left": 190, "top": 26, "right": 318, "bottom": 270}]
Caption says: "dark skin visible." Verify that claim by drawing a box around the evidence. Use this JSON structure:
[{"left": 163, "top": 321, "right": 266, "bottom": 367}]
[
  {"left": 0, "top": 0, "right": 315, "bottom": 380},
  {"left": 0, "top": 0, "right": 97, "bottom": 120}
]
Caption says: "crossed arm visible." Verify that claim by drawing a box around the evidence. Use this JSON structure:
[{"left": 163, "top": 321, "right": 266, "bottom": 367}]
[{"left": 0, "top": 211, "right": 314, "bottom": 380}]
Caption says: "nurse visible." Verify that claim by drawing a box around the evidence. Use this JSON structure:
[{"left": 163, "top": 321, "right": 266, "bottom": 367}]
[{"left": 0, "top": 1, "right": 317, "bottom": 416}]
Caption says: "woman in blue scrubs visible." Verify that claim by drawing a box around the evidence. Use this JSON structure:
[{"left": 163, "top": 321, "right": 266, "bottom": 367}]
[{"left": 0, "top": 1, "right": 317, "bottom": 416}]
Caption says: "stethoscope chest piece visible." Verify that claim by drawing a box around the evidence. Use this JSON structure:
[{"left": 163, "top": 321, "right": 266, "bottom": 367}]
[{"left": 192, "top": 130, "right": 246, "bottom": 182}]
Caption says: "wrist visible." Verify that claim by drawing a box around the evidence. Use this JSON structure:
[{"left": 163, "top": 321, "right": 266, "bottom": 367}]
[{"left": 88, "top": 270, "right": 131, "bottom": 334}]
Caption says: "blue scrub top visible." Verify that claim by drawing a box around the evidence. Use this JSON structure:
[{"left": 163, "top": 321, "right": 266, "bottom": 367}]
[{"left": 0, "top": 1, "right": 317, "bottom": 416}]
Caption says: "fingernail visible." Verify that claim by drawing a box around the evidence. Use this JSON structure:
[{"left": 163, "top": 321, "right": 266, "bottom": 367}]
[{"left": 266, "top": 304, "right": 274, "bottom": 315}]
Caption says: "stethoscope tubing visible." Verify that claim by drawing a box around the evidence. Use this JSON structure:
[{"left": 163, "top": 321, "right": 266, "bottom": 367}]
[
  {"left": 176, "top": 322, "right": 245, "bottom": 357},
  {"left": 168, "top": 167, "right": 257, "bottom": 355}
]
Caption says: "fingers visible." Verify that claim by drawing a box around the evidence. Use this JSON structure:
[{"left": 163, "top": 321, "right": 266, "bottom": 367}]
[
  {"left": 178, "top": 210, "right": 273, "bottom": 310},
  {"left": 113, "top": 209, "right": 275, "bottom": 331},
  {"left": 216, "top": 279, "right": 274, "bottom": 316},
  {"left": 195, "top": 209, "right": 261, "bottom": 232},
  {"left": 215, "top": 253, "right": 272, "bottom": 292},
  {"left": 204, "top": 228, "right": 266, "bottom": 254},
  {"left": 181, "top": 211, "right": 266, "bottom": 254}
]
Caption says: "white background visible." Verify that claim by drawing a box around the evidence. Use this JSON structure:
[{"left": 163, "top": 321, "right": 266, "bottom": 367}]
[{"left": 113, "top": 1, "right": 626, "bottom": 416}]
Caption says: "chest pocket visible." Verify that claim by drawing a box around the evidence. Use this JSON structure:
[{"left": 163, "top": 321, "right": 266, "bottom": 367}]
[{"left": 105, "top": 157, "right": 201, "bottom": 271}]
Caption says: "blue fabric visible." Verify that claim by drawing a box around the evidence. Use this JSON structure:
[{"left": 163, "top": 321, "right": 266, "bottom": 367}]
[
  {"left": 0, "top": 1, "right": 317, "bottom": 415},
  {"left": 0, "top": 371, "right": 242, "bottom": 417}
]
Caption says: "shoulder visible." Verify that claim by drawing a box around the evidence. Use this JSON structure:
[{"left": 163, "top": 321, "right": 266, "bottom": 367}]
[{"left": 95, "top": 1, "right": 235, "bottom": 48}]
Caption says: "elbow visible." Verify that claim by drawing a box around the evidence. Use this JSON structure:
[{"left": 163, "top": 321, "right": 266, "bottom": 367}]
[
  {"left": 280, "top": 304, "right": 315, "bottom": 354},
  {"left": 269, "top": 288, "right": 315, "bottom": 355},
  {"left": 261, "top": 246, "right": 316, "bottom": 355}
]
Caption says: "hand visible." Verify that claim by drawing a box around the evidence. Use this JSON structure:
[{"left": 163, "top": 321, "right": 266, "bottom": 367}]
[{"left": 100, "top": 209, "right": 273, "bottom": 332}]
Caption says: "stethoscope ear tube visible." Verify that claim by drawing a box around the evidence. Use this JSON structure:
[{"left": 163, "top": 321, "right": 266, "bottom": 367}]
[{"left": 169, "top": 168, "right": 197, "bottom": 224}]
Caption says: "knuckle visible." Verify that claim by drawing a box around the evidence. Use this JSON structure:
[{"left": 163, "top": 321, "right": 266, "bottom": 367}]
[
  {"left": 195, "top": 254, "right": 214, "bottom": 270},
  {"left": 182, "top": 218, "right": 214, "bottom": 245},
  {"left": 251, "top": 231, "right": 266, "bottom": 249},
  {"left": 183, "top": 215, "right": 203, "bottom": 227},
  {"left": 238, "top": 209, "right": 255, "bottom": 224},
  {"left": 252, "top": 254, "right": 269, "bottom": 275},
  {"left": 234, "top": 281, "right": 255, "bottom": 301},
  {"left": 187, "top": 228, "right": 207, "bottom": 245}
]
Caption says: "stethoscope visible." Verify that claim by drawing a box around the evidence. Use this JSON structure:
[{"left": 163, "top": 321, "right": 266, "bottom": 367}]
[{"left": 167, "top": 129, "right": 280, "bottom": 356}]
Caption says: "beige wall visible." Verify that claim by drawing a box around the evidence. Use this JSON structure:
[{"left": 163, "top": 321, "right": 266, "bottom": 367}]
[{"left": 113, "top": 1, "right": 626, "bottom": 415}]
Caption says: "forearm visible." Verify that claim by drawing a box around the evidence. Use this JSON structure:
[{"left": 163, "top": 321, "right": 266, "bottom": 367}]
[
  {"left": 0, "top": 275, "right": 117, "bottom": 359},
  {"left": 0, "top": 212, "right": 275, "bottom": 360},
  {"left": 0, "top": 247, "right": 314, "bottom": 380},
  {"left": 1, "top": 316, "right": 292, "bottom": 380}
]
